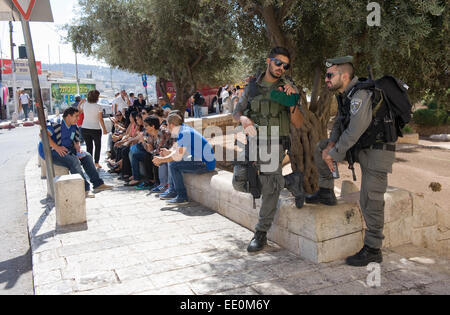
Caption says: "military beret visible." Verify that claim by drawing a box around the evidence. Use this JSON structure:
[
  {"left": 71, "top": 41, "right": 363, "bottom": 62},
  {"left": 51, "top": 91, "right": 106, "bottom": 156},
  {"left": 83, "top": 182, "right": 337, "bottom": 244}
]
[{"left": 325, "top": 56, "right": 354, "bottom": 68}]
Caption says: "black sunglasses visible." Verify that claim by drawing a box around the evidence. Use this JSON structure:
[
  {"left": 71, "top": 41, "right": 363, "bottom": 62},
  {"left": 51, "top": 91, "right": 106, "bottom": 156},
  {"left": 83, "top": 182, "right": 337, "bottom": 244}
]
[
  {"left": 271, "top": 58, "right": 290, "bottom": 70},
  {"left": 326, "top": 72, "right": 339, "bottom": 79}
]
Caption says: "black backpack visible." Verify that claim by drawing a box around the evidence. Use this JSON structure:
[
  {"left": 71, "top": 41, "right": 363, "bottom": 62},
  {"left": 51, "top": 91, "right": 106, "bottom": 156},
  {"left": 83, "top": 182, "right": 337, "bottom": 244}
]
[{"left": 350, "top": 75, "right": 413, "bottom": 144}]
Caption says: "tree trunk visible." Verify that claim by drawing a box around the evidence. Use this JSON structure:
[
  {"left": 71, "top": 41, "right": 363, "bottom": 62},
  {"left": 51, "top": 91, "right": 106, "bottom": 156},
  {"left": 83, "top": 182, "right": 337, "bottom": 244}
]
[
  {"left": 288, "top": 86, "right": 333, "bottom": 194},
  {"left": 157, "top": 78, "right": 171, "bottom": 104},
  {"left": 171, "top": 70, "right": 194, "bottom": 115}
]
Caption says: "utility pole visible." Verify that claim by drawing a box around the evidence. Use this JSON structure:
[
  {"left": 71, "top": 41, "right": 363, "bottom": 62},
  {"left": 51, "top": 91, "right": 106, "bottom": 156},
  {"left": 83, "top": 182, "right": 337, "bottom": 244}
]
[
  {"left": 74, "top": 49, "right": 80, "bottom": 95},
  {"left": 58, "top": 45, "right": 62, "bottom": 73},
  {"left": 110, "top": 67, "right": 113, "bottom": 90},
  {"left": 9, "top": 21, "right": 18, "bottom": 118},
  {"left": 47, "top": 44, "right": 51, "bottom": 70}
]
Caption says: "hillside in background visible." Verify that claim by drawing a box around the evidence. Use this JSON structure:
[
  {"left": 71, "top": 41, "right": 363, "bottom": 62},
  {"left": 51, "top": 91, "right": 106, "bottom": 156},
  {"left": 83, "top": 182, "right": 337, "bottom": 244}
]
[{"left": 43, "top": 63, "right": 157, "bottom": 98}]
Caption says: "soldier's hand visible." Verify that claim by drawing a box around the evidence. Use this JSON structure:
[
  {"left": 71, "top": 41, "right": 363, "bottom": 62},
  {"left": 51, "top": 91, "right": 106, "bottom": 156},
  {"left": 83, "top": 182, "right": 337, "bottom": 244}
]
[
  {"left": 281, "top": 84, "right": 295, "bottom": 96},
  {"left": 323, "top": 153, "right": 335, "bottom": 173},
  {"left": 240, "top": 116, "right": 257, "bottom": 137}
]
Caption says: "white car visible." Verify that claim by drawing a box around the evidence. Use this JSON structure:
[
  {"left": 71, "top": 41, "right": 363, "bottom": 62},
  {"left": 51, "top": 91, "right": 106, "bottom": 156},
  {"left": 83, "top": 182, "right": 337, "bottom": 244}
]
[{"left": 98, "top": 98, "right": 113, "bottom": 116}]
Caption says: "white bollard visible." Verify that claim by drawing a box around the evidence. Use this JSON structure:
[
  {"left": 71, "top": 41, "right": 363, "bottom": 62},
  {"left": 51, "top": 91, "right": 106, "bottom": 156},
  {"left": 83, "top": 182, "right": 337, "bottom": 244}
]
[{"left": 55, "top": 174, "right": 86, "bottom": 227}]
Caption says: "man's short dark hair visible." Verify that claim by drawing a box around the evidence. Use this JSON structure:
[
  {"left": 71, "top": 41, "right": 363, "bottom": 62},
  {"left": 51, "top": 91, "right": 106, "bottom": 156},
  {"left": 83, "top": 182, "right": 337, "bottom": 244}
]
[
  {"left": 63, "top": 107, "right": 79, "bottom": 118},
  {"left": 268, "top": 47, "right": 291, "bottom": 60},
  {"left": 337, "top": 63, "right": 355, "bottom": 79},
  {"left": 144, "top": 106, "right": 152, "bottom": 113},
  {"left": 144, "top": 115, "right": 161, "bottom": 130}
]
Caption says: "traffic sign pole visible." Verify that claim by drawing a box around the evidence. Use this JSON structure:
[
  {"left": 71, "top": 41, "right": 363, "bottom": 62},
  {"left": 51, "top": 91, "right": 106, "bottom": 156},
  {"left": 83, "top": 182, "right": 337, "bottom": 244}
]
[
  {"left": 142, "top": 74, "right": 148, "bottom": 102},
  {"left": 21, "top": 14, "right": 55, "bottom": 199}
]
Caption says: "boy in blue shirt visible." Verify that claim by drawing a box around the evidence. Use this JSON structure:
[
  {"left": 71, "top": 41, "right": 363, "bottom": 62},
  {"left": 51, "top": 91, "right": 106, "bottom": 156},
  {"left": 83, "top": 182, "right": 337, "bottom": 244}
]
[
  {"left": 39, "top": 107, "right": 113, "bottom": 197},
  {"left": 152, "top": 113, "right": 215, "bottom": 205}
]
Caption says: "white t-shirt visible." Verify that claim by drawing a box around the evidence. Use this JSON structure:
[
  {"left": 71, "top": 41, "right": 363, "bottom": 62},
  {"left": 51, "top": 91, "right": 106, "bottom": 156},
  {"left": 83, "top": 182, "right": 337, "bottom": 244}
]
[
  {"left": 20, "top": 93, "right": 30, "bottom": 105},
  {"left": 113, "top": 96, "right": 128, "bottom": 115},
  {"left": 81, "top": 102, "right": 102, "bottom": 130}
]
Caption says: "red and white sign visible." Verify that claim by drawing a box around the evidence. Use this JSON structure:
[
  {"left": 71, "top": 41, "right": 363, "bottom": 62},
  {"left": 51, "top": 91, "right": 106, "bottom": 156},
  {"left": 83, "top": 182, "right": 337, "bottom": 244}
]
[
  {"left": 12, "top": 0, "right": 36, "bottom": 21},
  {"left": 1, "top": 59, "right": 42, "bottom": 75}
]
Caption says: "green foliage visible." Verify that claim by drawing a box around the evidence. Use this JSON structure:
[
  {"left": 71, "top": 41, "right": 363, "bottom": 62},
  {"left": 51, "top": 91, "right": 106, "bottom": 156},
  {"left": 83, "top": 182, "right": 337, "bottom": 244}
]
[
  {"left": 66, "top": 0, "right": 240, "bottom": 110},
  {"left": 402, "top": 124, "right": 414, "bottom": 134},
  {"left": 232, "top": 0, "right": 449, "bottom": 104},
  {"left": 413, "top": 109, "right": 449, "bottom": 126}
]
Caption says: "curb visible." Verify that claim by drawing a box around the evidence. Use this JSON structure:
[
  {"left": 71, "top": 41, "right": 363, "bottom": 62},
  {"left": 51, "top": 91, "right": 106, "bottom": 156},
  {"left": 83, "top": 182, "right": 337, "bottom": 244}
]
[{"left": 25, "top": 154, "right": 55, "bottom": 295}]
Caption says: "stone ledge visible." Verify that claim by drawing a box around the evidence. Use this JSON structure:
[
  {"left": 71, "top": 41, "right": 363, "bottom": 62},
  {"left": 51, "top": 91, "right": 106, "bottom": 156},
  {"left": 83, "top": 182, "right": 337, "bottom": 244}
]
[{"left": 183, "top": 171, "right": 416, "bottom": 263}]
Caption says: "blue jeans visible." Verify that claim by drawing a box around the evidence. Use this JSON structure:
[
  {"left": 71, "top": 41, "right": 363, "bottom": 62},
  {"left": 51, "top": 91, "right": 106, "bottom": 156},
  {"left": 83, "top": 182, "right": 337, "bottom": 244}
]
[
  {"left": 23, "top": 103, "right": 29, "bottom": 119},
  {"left": 130, "top": 145, "right": 147, "bottom": 181},
  {"left": 51, "top": 151, "right": 104, "bottom": 191},
  {"left": 168, "top": 161, "right": 211, "bottom": 199},
  {"left": 159, "top": 163, "right": 169, "bottom": 186},
  {"left": 193, "top": 105, "right": 202, "bottom": 118}
]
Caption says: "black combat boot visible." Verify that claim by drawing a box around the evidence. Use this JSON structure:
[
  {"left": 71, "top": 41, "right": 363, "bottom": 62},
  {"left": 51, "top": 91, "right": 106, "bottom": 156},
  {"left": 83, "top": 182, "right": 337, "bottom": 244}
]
[
  {"left": 284, "top": 172, "right": 305, "bottom": 209},
  {"left": 247, "top": 231, "right": 267, "bottom": 253},
  {"left": 346, "top": 245, "right": 383, "bottom": 267},
  {"left": 305, "top": 187, "right": 337, "bottom": 206}
]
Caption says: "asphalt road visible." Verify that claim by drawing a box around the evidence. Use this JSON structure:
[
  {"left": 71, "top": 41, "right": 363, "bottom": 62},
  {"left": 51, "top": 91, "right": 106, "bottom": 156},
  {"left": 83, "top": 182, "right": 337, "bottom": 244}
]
[{"left": 0, "top": 124, "right": 40, "bottom": 295}]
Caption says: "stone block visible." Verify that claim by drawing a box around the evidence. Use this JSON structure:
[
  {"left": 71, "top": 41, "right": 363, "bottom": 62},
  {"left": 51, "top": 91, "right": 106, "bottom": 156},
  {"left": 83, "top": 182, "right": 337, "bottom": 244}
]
[
  {"left": 298, "top": 231, "right": 363, "bottom": 263},
  {"left": 383, "top": 216, "right": 413, "bottom": 249},
  {"left": 435, "top": 239, "right": 450, "bottom": 259},
  {"left": 54, "top": 174, "right": 86, "bottom": 227},
  {"left": 412, "top": 225, "right": 439, "bottom": 251},
  {"left": 40, "top": 156, "right": 70, "bottom": 179},
  {"left": 267, "top": 226, "right": 300, "bottom": 255},
  {"left": 384, "top": 187, "right": 413, "bottom": 223},
  {"left": 341, "top": 180, "right": 359, "bottom": 197},
  {"left": 437, "top": 207, "right": 450, "bottom": 237},
  {"left": 287, "top": 200, "right": 363, "bottom": 242},
  {"left": 412, "top": 193, "right": 438, "bottom": 228},
  {"left": 396, "top": 133, "right": 419, "bottom": 145}
]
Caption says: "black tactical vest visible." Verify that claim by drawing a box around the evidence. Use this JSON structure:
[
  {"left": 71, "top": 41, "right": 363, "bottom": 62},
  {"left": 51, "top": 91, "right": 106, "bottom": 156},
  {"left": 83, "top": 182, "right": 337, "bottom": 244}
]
[{"left": 338, "top": 83, "right": 389, "bottom": 150}]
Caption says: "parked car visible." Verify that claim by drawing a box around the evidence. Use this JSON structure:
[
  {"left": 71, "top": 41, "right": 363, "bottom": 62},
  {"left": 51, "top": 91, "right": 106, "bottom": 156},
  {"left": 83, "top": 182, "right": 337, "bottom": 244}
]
[{"left": 98, "top": 98, "right": 113, "bottom": 117}]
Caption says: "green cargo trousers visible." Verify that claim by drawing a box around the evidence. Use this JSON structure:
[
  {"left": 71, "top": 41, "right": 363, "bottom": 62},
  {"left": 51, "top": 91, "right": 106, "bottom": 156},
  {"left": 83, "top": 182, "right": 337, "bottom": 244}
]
[
  {"left": 314, "top": 139, "right": 395, "bottom": 249},
  {"left": 232, "top": 142, "right": 286, "bottom": 233}
]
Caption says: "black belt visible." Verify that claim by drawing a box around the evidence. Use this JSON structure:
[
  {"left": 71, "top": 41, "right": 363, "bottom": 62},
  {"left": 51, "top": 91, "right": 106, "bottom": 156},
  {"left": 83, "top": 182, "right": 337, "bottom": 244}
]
[{"left": 371, "top": 143, "right": 396, "bottom": 152}]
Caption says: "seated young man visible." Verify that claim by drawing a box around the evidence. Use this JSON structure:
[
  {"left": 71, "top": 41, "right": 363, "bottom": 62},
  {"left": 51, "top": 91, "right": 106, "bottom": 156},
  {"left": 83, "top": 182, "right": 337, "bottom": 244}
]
[
  {"left": 152, "top": 113, "right": 216, "bottom": 205},
  {"left": 38, "top": 107, "right": 113, "bottom": 197}
]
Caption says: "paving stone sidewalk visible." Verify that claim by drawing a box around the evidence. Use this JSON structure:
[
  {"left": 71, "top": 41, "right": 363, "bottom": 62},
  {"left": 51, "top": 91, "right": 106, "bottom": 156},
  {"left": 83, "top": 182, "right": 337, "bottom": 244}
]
[{"left": 25, "top": 154, "right": 449, "bottom": 295}]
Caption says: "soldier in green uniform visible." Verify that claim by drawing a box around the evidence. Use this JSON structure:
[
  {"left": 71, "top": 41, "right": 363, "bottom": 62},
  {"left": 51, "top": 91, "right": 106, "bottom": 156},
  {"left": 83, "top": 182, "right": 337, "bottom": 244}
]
[
  {"left": 305, "top": 56, "right": 396, "bottom": 266},
  {"left": 232, "top": 47, "right": 304, "bottom": 253}
]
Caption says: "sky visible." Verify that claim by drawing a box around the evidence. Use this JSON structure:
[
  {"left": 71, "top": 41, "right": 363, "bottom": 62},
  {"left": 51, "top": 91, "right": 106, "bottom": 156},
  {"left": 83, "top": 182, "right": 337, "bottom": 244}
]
[{"left": 0, "top": 0, "right": 106, "bottom": 67}]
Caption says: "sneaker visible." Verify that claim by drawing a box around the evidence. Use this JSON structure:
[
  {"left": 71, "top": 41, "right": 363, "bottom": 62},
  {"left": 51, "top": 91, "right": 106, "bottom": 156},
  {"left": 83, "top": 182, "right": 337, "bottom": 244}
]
[
  {"left": 159, "top": 190, "right": 177, "bottom": 200},
  {"left": 166, "top": 196, "right": 189, "bottom": 206},
  {"left": 150, "top": 184, "right": 168, "bottom": 194},
  {"left": 135, "top": 182, "right": 151, "bottom": 190},
  {"left": 93, "top": 184, "right": 114, "bottom": 193},
  {"left": 85, "top": 191, "right": 95, "bottom": 198}
]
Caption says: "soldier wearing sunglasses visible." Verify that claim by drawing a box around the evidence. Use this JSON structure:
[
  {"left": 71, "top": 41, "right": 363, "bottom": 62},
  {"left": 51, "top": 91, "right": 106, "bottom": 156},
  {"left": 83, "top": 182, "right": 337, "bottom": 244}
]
[
  {"left": 232, "top": 47, "right": 304, "bottom": 253},
  {"left": 306, "top": 56, "right": 396, "bottom": 267}
]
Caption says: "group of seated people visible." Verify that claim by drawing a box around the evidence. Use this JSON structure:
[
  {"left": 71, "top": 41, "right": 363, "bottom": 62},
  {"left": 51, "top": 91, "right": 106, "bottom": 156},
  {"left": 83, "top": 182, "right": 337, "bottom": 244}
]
[{"left": 105, "top": 106, "right": 216, "bottom": 205}]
